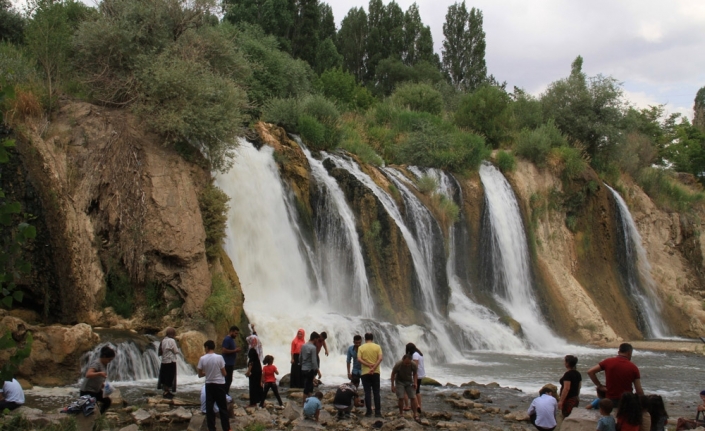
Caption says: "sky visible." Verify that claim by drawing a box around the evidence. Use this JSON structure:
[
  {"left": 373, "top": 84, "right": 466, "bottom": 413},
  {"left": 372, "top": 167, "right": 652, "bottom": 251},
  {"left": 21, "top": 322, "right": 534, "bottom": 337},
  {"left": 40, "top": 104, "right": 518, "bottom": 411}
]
[{"left": 329, "top": 0, "right": 705, "bottom": 119}]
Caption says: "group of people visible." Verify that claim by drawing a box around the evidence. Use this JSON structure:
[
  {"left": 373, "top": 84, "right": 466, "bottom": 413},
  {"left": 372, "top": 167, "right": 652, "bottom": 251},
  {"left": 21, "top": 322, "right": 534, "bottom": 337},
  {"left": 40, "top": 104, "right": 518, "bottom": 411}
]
[{"left": 527, "top": 343, "right": 671, "bottom": 431}]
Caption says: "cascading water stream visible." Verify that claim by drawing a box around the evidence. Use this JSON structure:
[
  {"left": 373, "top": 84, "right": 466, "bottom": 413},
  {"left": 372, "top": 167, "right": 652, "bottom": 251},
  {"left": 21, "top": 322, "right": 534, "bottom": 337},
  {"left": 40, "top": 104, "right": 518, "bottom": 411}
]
[
  {"left": 606, "top": 185, "right": 668, "bottom": 339},
  {"left": 80, "top": 341, "right": 195, "bottom": 383},
  {"left": 479, "top": 163, "right": 564, "bottom": 350},
  {"left": 215, "top": 141, "right": 450, "bottom": 377},
  {"left": 297, "top": 140, "right": 374, "bottom": 317}
]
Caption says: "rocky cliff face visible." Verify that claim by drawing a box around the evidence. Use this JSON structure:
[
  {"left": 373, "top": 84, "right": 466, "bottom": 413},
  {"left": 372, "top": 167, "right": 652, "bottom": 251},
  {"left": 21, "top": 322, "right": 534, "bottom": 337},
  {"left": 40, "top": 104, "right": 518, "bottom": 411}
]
[{"left": 10, "top": 102, "right": 213, "bottom": 324}]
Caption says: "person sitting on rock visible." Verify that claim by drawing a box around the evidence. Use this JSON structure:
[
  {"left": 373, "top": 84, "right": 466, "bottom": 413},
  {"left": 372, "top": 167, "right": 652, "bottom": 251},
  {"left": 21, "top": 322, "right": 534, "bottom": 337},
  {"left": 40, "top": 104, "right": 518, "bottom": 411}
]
[
  {"left": 80, "top": 345, "right": 115, "bottom": 414},
  {"left": 199, "top": 385, "right": 232, "bottom": 415},
  {"left": 0, "top": 377, "right": 25, "bottom": 411},
  {"left": 527, "top": 385, "right": 557, "bottom": 431}
]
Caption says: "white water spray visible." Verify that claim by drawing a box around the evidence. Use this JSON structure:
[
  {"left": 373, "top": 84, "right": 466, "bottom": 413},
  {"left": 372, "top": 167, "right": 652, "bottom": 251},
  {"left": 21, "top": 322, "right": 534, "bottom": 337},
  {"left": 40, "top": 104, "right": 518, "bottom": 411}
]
[{"left": 607, "top": 185, "right": 668, "bottom": 338}]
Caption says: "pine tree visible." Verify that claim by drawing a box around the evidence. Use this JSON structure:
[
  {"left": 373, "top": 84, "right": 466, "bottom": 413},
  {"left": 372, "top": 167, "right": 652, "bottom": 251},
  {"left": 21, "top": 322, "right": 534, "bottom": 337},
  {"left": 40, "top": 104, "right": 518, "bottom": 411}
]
[
  {"left": 441, "top": 2, "right": 487, "bottom": 91},
  {"left": 337, "top": 7, "right": 368, "bottom": 82},
  {"left": 224, "top": 0, "right": 295, "bottom": 52}
]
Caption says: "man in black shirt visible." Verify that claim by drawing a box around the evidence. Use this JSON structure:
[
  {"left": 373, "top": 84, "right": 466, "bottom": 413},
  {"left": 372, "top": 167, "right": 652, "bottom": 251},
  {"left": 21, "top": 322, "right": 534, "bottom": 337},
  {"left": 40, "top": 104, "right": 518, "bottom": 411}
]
[{"left": 333, "top": 375, "right": 362, "bottom": 419}]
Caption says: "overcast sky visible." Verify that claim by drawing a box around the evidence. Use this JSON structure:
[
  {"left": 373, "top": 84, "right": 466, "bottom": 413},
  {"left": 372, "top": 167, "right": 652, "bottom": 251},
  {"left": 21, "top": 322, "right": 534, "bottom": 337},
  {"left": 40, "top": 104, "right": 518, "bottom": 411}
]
[{"left": 329, "top": 0, "right": 705, "bottom": 119}]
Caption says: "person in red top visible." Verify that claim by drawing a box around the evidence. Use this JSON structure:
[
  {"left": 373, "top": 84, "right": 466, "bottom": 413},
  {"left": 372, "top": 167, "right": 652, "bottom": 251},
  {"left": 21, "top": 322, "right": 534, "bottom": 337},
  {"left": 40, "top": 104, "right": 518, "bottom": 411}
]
[
  {"left": 587, "top": 343, "right": 644, "bottom": 405},
  {"left": 290, "top": 329, "right": 306, "bottom": 388},
  {"left": 260, "top": 355, "right": 284, "bottom": 408}
]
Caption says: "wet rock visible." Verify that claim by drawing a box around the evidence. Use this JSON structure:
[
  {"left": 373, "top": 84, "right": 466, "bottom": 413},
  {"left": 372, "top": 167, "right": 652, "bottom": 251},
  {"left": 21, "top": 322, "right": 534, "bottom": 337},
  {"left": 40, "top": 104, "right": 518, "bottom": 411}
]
[
  {"left": 177, "top": 331, "right": 207, "bottom": 368},
  {"left": 420, "top": 377, "right": 442, "bottom": 386},
  {"left": 436, "top": 421, "right": 467, "bottom": 430},
  {"left": 110, "top": 387, "right": 124, "bottom": 407},
  {"left": 158, "top": 407, "right": 192, "bottom": 422},
  {"left": 283, "top": 402, "right": 302, "bottom": 422},
  {"left": 464, "top": 412, "right": 481, "bottom": 421},
  {"left": 279, "top": 373, "right": 291, "bottom": 387},
  {"left": 463, "top": 389, "right": 481, "bottom": 400},
  {"left": 289, "top": 392, "right": 304, "bottom": 400},
  {"left": 503, "top": 411, "right": 530, "bottom": 421},
  {"left": 461, "top": 382, "right": 480, "bottom": 387},
  {"left": 75, "top": 411, "right": 99, "bottom": 431},
  {"left": 12, "top": 406, "right": 43, "bottom": 416},
  {"left": 425, "top": 411, "right": 452, "bottom": 420},
  {"left": 561, "top": 408, "right": 600, "bottom": 431},
  {"left": 446, "top": 383, "right": 458, "bottom": 388},
  {"left": 447, "top": 399, "right": 476, "bottom": 409},
  {"left": 318, "top": 409, "right": 333, "bottom": 425},
  {"left": 450, "top": 393, "right": 462, "bottom": 400},
  {"left": 381, "top": 418, "right": 423, "bottom": 431},
  {"left": 323, "top": 390, "right": 336, "bottom": 404},
  {"left": 292, "top": 419, "right": 325, "bottom": 431},
  {"left": 232, "top": 407, "right": 247, "bottom": 417},
  {"left": 486, "top": 382, "right": 500, "bottom": 388},
  {"left": 251, "top": 408, "right": 273, "bottom": 425},
  {"left": 119, "top": 425, "right": 139, "bottom": 431},
  {"left": 131, "top": 408, "right": 153, "bottom": 425}
]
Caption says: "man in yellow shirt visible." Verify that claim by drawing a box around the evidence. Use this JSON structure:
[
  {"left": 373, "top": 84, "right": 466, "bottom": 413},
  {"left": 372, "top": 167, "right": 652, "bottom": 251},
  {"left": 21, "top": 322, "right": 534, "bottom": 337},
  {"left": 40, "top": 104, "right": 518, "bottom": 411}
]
[{"left": 357, "top": 332, "right": 383, "bottom": 417}]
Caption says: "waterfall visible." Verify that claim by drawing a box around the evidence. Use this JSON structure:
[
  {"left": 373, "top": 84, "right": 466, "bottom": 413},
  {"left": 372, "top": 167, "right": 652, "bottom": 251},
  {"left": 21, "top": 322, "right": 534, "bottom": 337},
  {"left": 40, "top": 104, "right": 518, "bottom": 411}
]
[
  {"left": 80, "top": 341, "right": 194, "bottom": 383},
  {"left": 297, "top": 140, "right": 374, "bottom": 317},
  {"left": 478, "top": 163, "right": 564, "bottom": 350},
  {"left": 607, "top": 185, "right": 669, "bottom": 338},
  {"left": 215, "top": 141, "right": 450, "bottom": 377}
]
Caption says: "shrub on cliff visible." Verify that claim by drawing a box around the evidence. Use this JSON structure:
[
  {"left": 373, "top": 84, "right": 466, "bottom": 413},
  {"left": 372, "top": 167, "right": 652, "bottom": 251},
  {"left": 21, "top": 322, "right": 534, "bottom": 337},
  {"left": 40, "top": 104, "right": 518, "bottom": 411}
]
[
  {"left": 390, "top": 82, "right": 443, "bottom": 115},
  {"left": 198, "top": 184, "right": 230, "bottom": 260},
  {"left": 203, "top": 274, "right": 240, "bottom": 334},
  {"left": 514, "top": 120, "right": 567, "bottom": 166},
  {"left": 455, "top": 85, "right": 514, "bottom": 148},
  {"left": 262, "top": 94, "right": 341, "bottom": 151}
]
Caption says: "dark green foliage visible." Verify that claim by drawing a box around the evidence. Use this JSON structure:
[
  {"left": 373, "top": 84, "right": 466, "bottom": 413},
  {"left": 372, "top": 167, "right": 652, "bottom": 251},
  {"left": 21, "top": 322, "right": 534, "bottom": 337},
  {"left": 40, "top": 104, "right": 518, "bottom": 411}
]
[
  {"left": 554, "top": 146, "right": 586, "bottom": 179},
  {"left": 298, "top": 114, "right": 327, "bottom": 149},
  {"left": 339, "top": 120, "right": 383, "bottom": 166},
  {"left": 661, "top": 121, "right": 705, "bottom": 182},
  {"left": 391, "top": 82, "right": 443, "bottom": 115},
  {"left": 317, "top": 68, "right": 372, "bottom": 111},
  {"left": 0, "top": 0, "right": 25, "bottom": 44},
  {"left": 399, "top": 121, "right": 488, "bottom": 171},
  {"left": 636, "top": 168, "right": 705, "bottom": 212},
  {"left": 442, "top": 2, "right": 487, "bottom": 91},
  {"left": 372, "top": 58, "right": 443, "bottom": 96},
  {"left": 512, "top": 87, "right": 544, "bottom": 130},
  {"left": 262, "top": 94, "right": 340, "bottom": 150},
  {"left": 496, "top": 150, "right": 515, "bottom": 172},
  {"left": 455, "top": 85, "right": 513, "bottom": 148},
  {"left": 0, "top": 331, "right": 32, "bottom": 384},
  {"left": 337, "top": 7, "right": 368, "bottom": 82},
  {"left": 0, "top": 43, "right": 38, "bottom": 87},
  {"left": 204, "top": 274, "right": 240, "bottom": 334},
  {"left": 223, "top": 0, "right": 294, "bottom": 52},
  {"left": 198, "top": 184, "right": 230, "bottom": 259},
  {"left": 315, "top": 37, "right": 342, "bottom": 74},
  {"left": 514, "top": 120, "right": 567, "bottom": 165},
  {"left": 402, "top": 4, "right": 438, "bottom": 67},
  {"left": 541, "top": 56, "right": 624, "bottom": 164},
  {"left": 289, "top": 0, "right": 321, "bottom": 66},
  {"left": 695, "top": 86, "right": 705, "bottom": 130},
  {"left": 103, "top": 269, "right": 133, "bottom": 318}
]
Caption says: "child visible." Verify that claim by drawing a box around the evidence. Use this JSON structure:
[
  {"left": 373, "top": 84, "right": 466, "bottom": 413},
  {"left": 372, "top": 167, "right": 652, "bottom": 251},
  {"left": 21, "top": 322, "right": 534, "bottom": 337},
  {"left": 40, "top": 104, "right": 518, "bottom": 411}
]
[
  {"left": 616, "top": 393, "right": 642, "bottom": 431},
  {"left": 587, "top": 387, "right": 607, "bottom": 410},
  {"left": 647, "top": 395, "right": 668, "bottom": 431},
  {"left": 260, "top": 355, "right": 284, "bottom": 408},
  {"left": 303, "top": 391, "right": 324, "bottom": 421},
  {"left": 597, "top": 399, "right": 616, "bottom": 431},
  {"left": 698, "top": 390, "right": 705, "bottom": 413},
  {"left": 638, "top": 395, "right": 651, "bottom": 431}
]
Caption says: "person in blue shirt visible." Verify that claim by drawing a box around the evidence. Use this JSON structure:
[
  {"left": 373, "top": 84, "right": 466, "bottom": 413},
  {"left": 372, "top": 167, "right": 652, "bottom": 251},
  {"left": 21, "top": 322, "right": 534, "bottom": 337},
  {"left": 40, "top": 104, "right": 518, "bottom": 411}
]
[
  {"left": 346, "top": 335, "right": 362, "bottom": 380},
  {"left": 221, "top": 326, "right": 240, "bottom": 394},
  {"left": 303, "top": 391, "right": 324, "bottom": 421}
]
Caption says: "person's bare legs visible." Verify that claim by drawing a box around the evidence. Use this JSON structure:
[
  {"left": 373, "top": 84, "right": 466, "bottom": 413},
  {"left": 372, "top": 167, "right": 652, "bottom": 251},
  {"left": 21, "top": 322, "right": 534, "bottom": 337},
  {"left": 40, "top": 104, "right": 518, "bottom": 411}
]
[{"left": 397, "top": 398, "right": 405, "bottom": 415}]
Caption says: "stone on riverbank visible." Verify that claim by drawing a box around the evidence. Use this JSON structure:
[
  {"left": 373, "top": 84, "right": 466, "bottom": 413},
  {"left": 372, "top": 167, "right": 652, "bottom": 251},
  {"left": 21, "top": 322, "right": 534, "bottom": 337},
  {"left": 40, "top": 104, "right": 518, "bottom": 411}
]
[
  {"left": 131, "top": 408, "right": 154, "bottom": 425},
  {"left": 421, "top": 377, "right": 442, "bottom": 386},
  {"left": 463, "top": 389, "right": 481, "bottom": 400},
  {"left": 503, "top": 410, "right": 530, "bottom": 421},
  {"left": 119, "top": 425, "right": 139, "bottom": 431},
  {"left": 560, "top": 408, "right": 599, "bottom": 431}
]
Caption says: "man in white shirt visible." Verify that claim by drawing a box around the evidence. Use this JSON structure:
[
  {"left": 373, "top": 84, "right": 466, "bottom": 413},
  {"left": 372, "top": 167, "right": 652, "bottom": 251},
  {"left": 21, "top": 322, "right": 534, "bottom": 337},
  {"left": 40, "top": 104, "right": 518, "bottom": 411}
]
[
  {"left": 200, "top": 385, "right": 232, "bottom": 414},
  {"left": 197, "top": 340, "right": 230, "bottom": 431},
  {"left": 0, "top": 378, "right": 25, "bottom": 411},
  {"left": 527, "top": 386, "right": 557, "bottom": 431}
]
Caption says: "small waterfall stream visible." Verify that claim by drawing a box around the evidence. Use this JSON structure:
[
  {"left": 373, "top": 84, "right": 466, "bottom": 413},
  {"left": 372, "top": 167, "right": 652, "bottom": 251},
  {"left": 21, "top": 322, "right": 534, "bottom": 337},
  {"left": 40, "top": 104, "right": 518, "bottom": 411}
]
[
  {"left": 607, "top": 185, "right": 669, "bottom": 338},
  {"left": 479, "top": 163, "right": 564, "bottom": 350}
]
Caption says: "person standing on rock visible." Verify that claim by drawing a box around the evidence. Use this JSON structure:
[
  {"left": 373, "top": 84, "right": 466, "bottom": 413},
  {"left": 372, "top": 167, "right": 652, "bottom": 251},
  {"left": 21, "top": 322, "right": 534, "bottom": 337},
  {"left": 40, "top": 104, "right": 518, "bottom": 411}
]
[
  {"left": 528, "top": 385, "right": 558, "bottom": 431},
  {"left": 245, "top": 337, "right": 263, "bottom": 408},
  {"left": 587, "top": 343, "right": 643, "bottom": 406},
  {"left": 406, "top": 343, "right": 425, "bottom": 414},
  {"left": 221, "top": 326, "right": 241, "bottom": 395},
  {"left": 391, "top": 354, "right": 419, "bottom": 421},
  {"left": 80, "top": 345, "right": 115, "bottom": 414},
  {"left": 246, "top": 324, "right": 263, "bottom": 362},
  {"left": 158, "top": 327, "right": 179, "bottom": 399},
  {"left": 197, "top": 340, "right": 231, "bottom": 431},
  {"left": 290, "top": 329, "right": 306, "bottom": 388},
  {"left": 300, "top": 332, "right": 321, "bottom": 406},
  {"left": 357, "top": 332, "right": 383, "bottom": 418},
  {"left": 346, "top": 335, "right": 362, "bottom": 381},
  {"left": 558, "top": 354, "right": 581, "bottom": 417}
]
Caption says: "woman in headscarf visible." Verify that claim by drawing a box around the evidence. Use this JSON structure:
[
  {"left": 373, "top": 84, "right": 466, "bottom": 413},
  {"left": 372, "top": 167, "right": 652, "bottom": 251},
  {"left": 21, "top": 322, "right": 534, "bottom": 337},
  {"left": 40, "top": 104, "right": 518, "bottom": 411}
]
[
  {"left": 157, "top": 327, "right": 179, "bottom": 399},
  {"left": 244, "top": 328, "right": 263, "bottom": 407},
  {"left": 246, "top": 324, "right": 263, "bottom": 362},
  {"left": 290, "top": 329, "right": 306, "bottom": 388}
]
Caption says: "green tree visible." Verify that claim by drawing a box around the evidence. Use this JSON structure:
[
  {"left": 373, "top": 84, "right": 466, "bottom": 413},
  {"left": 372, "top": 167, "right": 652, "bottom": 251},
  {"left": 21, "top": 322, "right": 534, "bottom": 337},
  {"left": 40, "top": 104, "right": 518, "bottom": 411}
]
[
  {"left": 662, "top": 120, "right": 705, "bottom": 181},
  {"left": 391, "top": 82, "right": 443, "bottom": 115},
  {"left": 223, "top": 0, "right": 295, "bottom": 52},
  {"left": 290, "top": 0, "right": 321, "bottom": 67},
  {"left": 694, "top": 86, "right": 705, "bottom": 131},
  {"left": 318, "top": 2, "right": 336, "bottom": 41},
  {"left": 337, "top": 7, "right": 367, "bottom": 81},
  {"left": 455, "top": 85, "right": 513, "bottom": 148},
  {"left": 441, "top": 2, "right": 487, "bottom": 92},
  {"left": 511, "top": 87, "right": 543, "bottom": 130},
  {"left": 541, "top": 55, "right": 625, "bottom": 166},
  {"left": 0, "top": 0, "right": 25, "bottom": 44}
]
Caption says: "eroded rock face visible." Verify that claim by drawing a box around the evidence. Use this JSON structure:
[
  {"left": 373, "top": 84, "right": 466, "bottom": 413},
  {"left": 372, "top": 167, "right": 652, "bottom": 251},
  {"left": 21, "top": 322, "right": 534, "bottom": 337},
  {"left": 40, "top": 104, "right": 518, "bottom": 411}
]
[
  {"left": 13, "top": 102, "right": 212, "bottom": 323},
  {"left": 0, "top": 316, "right": 100, "bottom": 386}
]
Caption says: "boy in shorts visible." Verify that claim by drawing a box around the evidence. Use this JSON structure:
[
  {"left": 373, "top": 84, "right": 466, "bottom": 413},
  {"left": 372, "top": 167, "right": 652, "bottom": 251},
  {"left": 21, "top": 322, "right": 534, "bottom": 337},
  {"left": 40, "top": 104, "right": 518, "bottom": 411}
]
[{"left": 390, "top": 355, "right": 418, "bottom": 421}]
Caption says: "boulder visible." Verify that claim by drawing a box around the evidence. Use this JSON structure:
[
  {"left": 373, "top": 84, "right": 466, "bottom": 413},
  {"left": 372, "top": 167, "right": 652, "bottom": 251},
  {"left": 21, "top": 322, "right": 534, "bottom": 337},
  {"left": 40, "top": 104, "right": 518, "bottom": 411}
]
[
  {"left": 75, "top": 411, "right": 99, "bottom": 431},
  {"left": 283, "top": 402, "right": 302, "bottom": 422},
  {"left": 464, "top": 412, "right": 481, "bottom": 421},
  {"left": 23, "top": 413, "right": 70, "bottom": 428},
  {"left": 446, "top": 383, "right": 458, "bottom": 388},
  {"left": 0, "top": 316, "right": 101, "bottom": 386},
  {"left": 292, "top": 420, "right": 324, "bottom": 431},
  {"left": 381, "top": 418, "right": 423, "bottom": 431},
  {"left": 12, "top": 406, "right": 43, "bottom": 416},
  {"left": 463, "top": 389, "right": 481, "bottom": 400},
  {"left": 560, "top": 408, "right": 600, "bottom": 431},
  {"left": 447, "top": 399, "right": 476, "bottom": 409},
  {"left": 485, "top": 382, "right": 500, "bottom": 388},
  {"left": 420, "top": 377, "right": 442, "bottom": 386},
  {"left": 131, "top": 408, "right": 153, "bottom": 425},
  {"left": 279, "top": 373, "right": 291, "bottom": 387},
  {"left": 119, "top": 425, "right": 140, "bottom": 431},
  {"left": 177, "top": 331, "right": 207, "bottom": 368},
  {"left": 159, "top": 407, "right": 193, "bottom": 422},
  {"left": 250, "top": 408, "right": 273, "bottom": 425},
  {"left": 110, "top": 387, "right": 124, "bottom": 407},
  {"left": 436, "top": 421, "right": 467, "bottom": 430},
  {"left": 460, "top": 381, "right": 480, "bottom": 387}
]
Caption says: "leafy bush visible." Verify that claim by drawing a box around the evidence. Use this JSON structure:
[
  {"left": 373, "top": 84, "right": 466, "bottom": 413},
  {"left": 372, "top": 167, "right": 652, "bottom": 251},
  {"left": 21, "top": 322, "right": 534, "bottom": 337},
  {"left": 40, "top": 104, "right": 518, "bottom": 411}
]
[
  {"left": 262, "top": 94, "right": 340, "bottom": 151},
  {"left": 636, "top": 168, "right": 705, "bottom": 212},
  {"left": 103, "top": 269, "right": 133, "bottom": 318},
  {"left": 514, "top": 120, "right": 567, "bottom": 166},
  {"left": 512, "top": 88, "right": 543, "bottom": 130},
  {"left": 261, "top": 97, "right": 300, "bottom": 130},
  {"left": 552, "top": 146, "right": 586, "bottom": 179},
  {"left": 390, "top": 82, "right": 443, "bottom": 115},
  {"left": 297, "top": 114, "right": 326, "bottom": 149},
  {"left": 198, "top": 184, "right": 230, "bottom": 259},
  {"left": 496, "top": 150, "right": 515, "bottom": 172},
  {"left": 203, "top": 274, "right": 240, "bottom": 335},
  {"left": 0, "top": 43, "right": 38, "bottom": 87},
  {"left": 317, "top": 68, "right": 372, "bottom": 111},
  {"left": 455, "top": 85, "right": 514, "bottom": 148},
  {"left": 339, "top": 120, "right": 383, "bottom": 166},
  {"left": 417, "top": 175, "right": 438, "bottom": 194}
]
